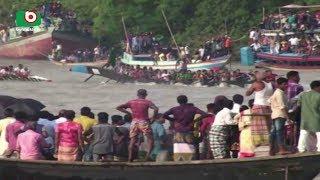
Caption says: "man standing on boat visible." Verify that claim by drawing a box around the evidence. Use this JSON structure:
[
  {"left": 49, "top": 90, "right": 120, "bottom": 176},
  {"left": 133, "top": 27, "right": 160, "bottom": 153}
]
[
  {"left": 163, "top": 95, "right": 207, "bottom": 161},
  {"left": 117, "top": 89, "right": 158, "bottom": 162},
  {"left": 268, "top": 77, "right": 291, "bottom": 155},
  {"left": 297, "top": 81, "right": 320, "bottom": 153},
  {"left": 246, "top": 71, "right": 274, "bottom": 155},
  {"left": 286, "top": 71, "right": 304, "bottom": 148}
]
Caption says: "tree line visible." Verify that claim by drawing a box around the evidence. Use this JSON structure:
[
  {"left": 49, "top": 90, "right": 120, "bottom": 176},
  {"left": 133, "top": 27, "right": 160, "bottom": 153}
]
[{"left": 0, "top": 0, "right": 319, "bottom": 54}]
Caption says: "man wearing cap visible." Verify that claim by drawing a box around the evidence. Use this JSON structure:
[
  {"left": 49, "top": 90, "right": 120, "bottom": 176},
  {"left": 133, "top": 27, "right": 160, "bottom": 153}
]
[{"left": 117, "top": 89, "right": 158, "bottom": 162}]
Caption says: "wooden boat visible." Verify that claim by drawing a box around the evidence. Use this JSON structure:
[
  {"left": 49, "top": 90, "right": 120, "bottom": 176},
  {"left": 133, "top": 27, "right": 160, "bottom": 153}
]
[
  {"left": 0, "top": 27, "right": 96, "bottom": 60},
  {"left": 255, "top": 52, "right": 320, "bottom": 69},
  {"left": 1, "top": 153, "right": 320, "bottom": 180},
  {"left": 121, "top": 52, "right": 231, "bottom": 71}
]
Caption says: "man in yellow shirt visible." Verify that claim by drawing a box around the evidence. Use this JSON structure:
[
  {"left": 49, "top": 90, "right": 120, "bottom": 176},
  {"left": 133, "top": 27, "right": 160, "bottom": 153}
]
[
  {"left": 74, "top": 107, "right": 97, "bottom": 161},
  {"left": 0, "top": 109, "right": 15, "bottom": 157},
  {"left": 268, "top": 77, "right": 291, "bottom": 156},
  {"left": 74, "top": 107, "right": 97, "bottom": 134}
]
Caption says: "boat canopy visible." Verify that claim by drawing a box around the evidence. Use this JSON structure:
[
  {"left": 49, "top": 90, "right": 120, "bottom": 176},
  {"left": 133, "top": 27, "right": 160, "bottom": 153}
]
[{"left": 281, "top": 4, "right": 320, "bottom": 9}]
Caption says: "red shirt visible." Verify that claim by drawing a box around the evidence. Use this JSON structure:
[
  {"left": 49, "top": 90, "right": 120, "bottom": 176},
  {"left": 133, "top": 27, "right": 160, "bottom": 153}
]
[
  {"left": 124, "top": 99, "right": 154, "bottom": 122},
  {"left": 56, "top": 121, "right": 82, "bottom": 147},
  {"left": 225, "top": 38, "right": 232, "bottom": 48},
  {"left": 200, "top": 114, "right": 215, "bottom": 137}
]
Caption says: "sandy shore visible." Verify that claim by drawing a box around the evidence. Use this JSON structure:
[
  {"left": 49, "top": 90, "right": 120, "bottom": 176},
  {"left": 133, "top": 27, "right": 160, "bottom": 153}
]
[{"left": 0, "top": 59, "right": 319, "bottom": 116}]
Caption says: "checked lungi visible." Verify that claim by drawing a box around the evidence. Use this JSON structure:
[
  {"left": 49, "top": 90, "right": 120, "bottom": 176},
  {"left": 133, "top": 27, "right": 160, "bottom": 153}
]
[
  {"left": 173, "top": 132, "right": 195, "bottom": 161},
  {"left": 209, "top": 125, "right": 230, "bottom": 159},
  {"left": 251, "top": 105, "right": 272, "bottom": 147}
]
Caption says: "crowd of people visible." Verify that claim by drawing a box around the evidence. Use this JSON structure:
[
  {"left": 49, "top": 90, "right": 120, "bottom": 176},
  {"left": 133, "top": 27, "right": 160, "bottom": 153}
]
[
  {"left": 125, "top": 32, "right": 232, "bottom": 63},
  {"left": 50, "top": 43, "right": 108, "bottom": 62},
  {"left": 260, "top": 10, "right": 320, "bottom": 32},
  {"left": 114, "top": 62, "right": 277, "bottom": 87},
  {"left": 0, "top": 64, "right": 31, "bottom": 79},
  {"left": 198, "top": 35, "right": 232, "bottom": 61},
  {"left": 126, "top": 32, "right": 156, "bottom": 54},
  {"left": 250, "top": 10, "right": 320, "bottom": 56},
  {"left": 1, "top": 70, "right": 318, "bottom": 162},
  {"left": 37, "top": 1, "right": 91, "bottom": 34},
  {"left": 250, "top": 28, "right": 320, "bottom": 56}
]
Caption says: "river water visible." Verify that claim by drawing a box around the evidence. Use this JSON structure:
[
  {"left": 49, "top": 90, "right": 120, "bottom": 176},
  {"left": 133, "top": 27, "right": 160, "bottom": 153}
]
[{"left": 0, "top": 59, "right": 319, "bottom": 116}]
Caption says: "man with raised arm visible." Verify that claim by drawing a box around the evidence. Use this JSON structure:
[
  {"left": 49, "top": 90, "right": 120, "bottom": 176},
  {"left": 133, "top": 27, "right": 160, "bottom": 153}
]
[{"left": 117, "top": 89, "right": 158, "bottom": 162}]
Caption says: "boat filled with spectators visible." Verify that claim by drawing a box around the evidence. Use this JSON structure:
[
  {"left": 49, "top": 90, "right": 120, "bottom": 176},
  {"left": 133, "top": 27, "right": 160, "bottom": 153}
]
[
  {"left": 121, "top": 32, "right": 232, "bottom": 71},
  {"left": 248, "top": 4, "right": 320, "bottom": 69},
  {"left": 77, "top": 62, "right": 281, "bottom": 88},
  {"left": 0, "top": 2, "right": 96, "bottom": 60},
  {"left": 112, "top": 62, "right": 256, "bottom": 87}
]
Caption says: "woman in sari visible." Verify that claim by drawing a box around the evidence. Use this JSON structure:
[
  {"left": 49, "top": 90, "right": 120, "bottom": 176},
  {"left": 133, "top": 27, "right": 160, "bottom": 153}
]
[
  {"left": 234, "top": 100, "right": 255, "bottom": 158},
  {"left": 55, "top": 110, "right": 84, "bottom": 161}
]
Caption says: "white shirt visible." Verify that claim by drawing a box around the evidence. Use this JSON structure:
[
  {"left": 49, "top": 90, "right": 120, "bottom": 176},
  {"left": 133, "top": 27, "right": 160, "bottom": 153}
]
[
  {"left": 314, "top": 34, "right": 320, "bottom": 42},
  {"left": 54, "top": 117, "right": 67, "bottom": 124},
  {"left": 231, "top": 103, "right": 241, "bottom": 114},
  {"left": 0, "top": 69, "right": 6, "bottom": 75},
  {"left": 249, "top": 31, "right": 258, "bottom": 40},
  {"left": 184, "top": 46, "right": 190, "bottom": 55},
  {"left": 212, "top": 108, "right": 236, "bottom": 126},
  {"left": 254, "top": 82, "right": 274, "bottom": 106},
  {"left": 14, "top": 67, "right": 22, "bottom": 72},
  {"left": 199, "top": 48, "right": 205, "bottom": 57},
  {"left": 289, "top": 37, "right": 300, "bottom": 46},
  {"left": 56, "top": 44, "right": 62, "bottom": 50},
  {"left": 94, "top": 47, "right": 100, "bottom": 55},
  {"left": 251, "top": 43, "right": 261, "bottom": 51},
  {"left": 161, "top": 73, "right": 170, "bottom": 81}
]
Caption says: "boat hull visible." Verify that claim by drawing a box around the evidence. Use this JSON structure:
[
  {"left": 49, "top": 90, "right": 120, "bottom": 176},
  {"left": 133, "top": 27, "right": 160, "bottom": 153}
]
[
  {"left": 0, "top": 30, "right": 96, "bottom": 60},
  {"left": 256, "top": 52, "right": 320, "bottom": 69},
  {"left": 1, "top": 153, "right": 320, "bottom": 180},
  {"left": 121, "top": 53, "right": 230, "bottom": 71},
  {"left": 0, "top": 31, "right": 52, "bottom": 60}
]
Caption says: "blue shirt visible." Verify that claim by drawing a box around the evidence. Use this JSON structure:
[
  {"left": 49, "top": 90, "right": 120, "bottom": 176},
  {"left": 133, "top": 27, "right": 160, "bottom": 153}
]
[
  {"left": 151, "top": 121, "right": 166, "bottom": 158},
  {"left": 37, "top": 118, "right": 56, "bottom": 139}
]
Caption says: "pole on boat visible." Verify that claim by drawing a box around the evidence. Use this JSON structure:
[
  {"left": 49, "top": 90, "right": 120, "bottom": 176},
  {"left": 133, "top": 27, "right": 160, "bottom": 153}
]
[
  {"left": 224, "top": 18, "right": 228, "bottom": 35},
  {"left": 262, "top": 7, "right": 265, "bottom": 21},
  {"left": 278, "top": 7, "right": 282, "bottom": 30},
  {"left": 161, "top": 9, "right": 181, "bottom": 58},
  {"left": 121, "top": 14, "right": 132, "bottom": 53}
]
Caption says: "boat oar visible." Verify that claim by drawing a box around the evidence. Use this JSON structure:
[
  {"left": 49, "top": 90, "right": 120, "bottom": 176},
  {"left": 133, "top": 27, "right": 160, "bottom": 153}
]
[{"left": 84, "top": 61, "right": 110, "bottom": 82}]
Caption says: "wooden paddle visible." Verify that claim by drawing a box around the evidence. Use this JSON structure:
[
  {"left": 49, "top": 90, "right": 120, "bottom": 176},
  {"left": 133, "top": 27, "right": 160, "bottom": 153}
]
[{"left": 84, "top": 61, "right": 110, "bottom": 82}]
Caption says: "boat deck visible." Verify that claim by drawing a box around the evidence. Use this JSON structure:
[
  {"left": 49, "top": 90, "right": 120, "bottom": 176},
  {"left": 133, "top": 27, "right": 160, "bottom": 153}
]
[{"left": 1, "top": 152, "right": 320, "bottom": 180}]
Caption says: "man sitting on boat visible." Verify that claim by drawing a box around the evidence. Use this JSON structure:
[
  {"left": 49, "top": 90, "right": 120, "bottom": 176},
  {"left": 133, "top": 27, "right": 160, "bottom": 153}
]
[{"left": 0, "top": 65, "right": 29, "bottom": 78}]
